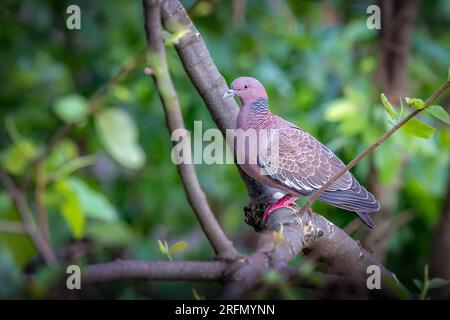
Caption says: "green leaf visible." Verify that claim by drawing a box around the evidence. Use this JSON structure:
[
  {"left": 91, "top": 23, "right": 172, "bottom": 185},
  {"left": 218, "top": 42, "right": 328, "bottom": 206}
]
[
  {"left": 324, "top": 99, "right": 356, "bottom": 121},
  {"left": 157, "top": 240, "right": 169, "bottom": 255},
  {"left": 48, "top": 155, "right": 97, "bottom": 181},
  {"left": 45, "top": 139, "right": 78, "bottom": 172},
  {"left": 1, "top": 140, "right": 37, "bottom": 175},
  {"left": 405, "top": 97, "right": 425, "bottom": 110},
  {"left": 0, "top": 226, "right": 36, "bottom": 268},
  {"left": 170, "top": 241, "right": 188, "bottom": 255},
  {"left": 54, "top": 177, "right": 118, "bottom": 238},
  {"left": 429, "top": 278, "right": 450, "bottom": 289},
  {"left": 402, "top": 119, "right": 435, "bottom": 139},
  {"left": 165, "top": 28, "right": 190, "bottom": 47},
  {"left": 112, "top": 85, "right": 132, "bottom": 102},
  {"left": 53, "top": 94, "right": 89, "bottom": 123},
  {"left": 190, "top": 1, "right": 213, "bottom": 16},
  {"left": 380, "top": 93, "right": 398, "bottom": 120},
  {"left": 447, "top": 67, "right": 450, "bottom": 81},
  {"left": 95, "top": 108, "right": 146, "bottom": 169},
  {"left": 55, "top": 180, "right": 85, "bottom": 239},
  {"left": 426, "top": 105, "right": 450, "bottom": 124},
  {"left": 65, "top": 177, "right": 118, "bottom": 222},
  {"left": 399, "top": 99, "right": 404, "bottom": 119}
]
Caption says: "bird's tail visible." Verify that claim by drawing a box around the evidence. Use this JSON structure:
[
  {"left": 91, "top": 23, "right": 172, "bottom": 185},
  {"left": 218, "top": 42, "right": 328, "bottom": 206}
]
[
  {"left": 356, "top": 212, "right": 375, "bottom": 229},
  {"left": 318, "top": 178, "right": 380, "bottom": 229}
]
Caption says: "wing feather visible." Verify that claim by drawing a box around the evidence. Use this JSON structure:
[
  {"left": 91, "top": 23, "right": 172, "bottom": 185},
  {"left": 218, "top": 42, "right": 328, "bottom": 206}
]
[
  {"left": 259, "top": 125, "right": 353, "bottom": 193},
  {"left": 258, "top": 123, "right": 379, "bottom": 214}
]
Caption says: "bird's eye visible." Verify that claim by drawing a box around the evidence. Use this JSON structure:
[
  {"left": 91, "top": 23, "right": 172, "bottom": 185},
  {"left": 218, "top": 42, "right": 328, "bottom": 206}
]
[{"left": 244, "top": 85, "right": 248, "bottom": 89}]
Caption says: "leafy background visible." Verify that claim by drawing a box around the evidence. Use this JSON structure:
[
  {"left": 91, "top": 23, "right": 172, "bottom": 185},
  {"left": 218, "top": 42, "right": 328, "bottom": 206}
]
[{"left": 0, "top": 0, "right": 449, "bottom": 299}]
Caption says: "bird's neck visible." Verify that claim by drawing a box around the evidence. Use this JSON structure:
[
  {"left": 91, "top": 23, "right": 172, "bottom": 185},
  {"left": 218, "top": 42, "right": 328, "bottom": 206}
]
[
  {"left": 238, "top": 98, "right": 274, "bottom": 130},
  {"left": 248, "top": 98, "right": 270, "bottom": 114}
]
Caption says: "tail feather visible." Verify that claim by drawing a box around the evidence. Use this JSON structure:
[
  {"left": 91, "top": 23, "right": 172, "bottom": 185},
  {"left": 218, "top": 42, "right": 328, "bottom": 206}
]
[
  {"left": 356, "top": 212, "right": 375, "bottom": 229},
  {"left": 317, "top": 178, "right": 380, "bottom": 229}
]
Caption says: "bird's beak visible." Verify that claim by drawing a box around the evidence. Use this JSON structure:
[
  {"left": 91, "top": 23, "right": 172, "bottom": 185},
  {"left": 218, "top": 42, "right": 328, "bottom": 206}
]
[{"left": 223, "top": 89, "right": 237, "bottom": 99}]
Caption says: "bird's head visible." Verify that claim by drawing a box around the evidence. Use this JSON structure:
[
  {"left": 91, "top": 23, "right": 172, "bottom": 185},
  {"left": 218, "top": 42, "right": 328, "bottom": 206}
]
[{"left": 223, "top": 77, "right": 267, "bottom": 106}]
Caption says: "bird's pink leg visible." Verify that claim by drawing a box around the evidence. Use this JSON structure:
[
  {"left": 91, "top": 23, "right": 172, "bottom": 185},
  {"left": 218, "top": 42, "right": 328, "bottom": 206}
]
[{"left": 263, "top": 194, "right": 297, "bottom": 222}]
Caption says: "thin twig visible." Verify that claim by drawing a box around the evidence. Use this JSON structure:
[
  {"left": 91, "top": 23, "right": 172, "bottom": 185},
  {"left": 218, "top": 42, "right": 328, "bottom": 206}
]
[
  {"left": 82, "top": 260, "right": 227, "bottom": 284},
  {"left": 35, "top": 161, "right": 49, "bottom": 241},
  {"left": 299, "top": 80, "right": 450, "bottom": 215},
  {"left": 0, "top": 220, "right": 26, "bottom": 233},
  {"left": 0, "top": 167, "right": 57, "bottom": 266}
]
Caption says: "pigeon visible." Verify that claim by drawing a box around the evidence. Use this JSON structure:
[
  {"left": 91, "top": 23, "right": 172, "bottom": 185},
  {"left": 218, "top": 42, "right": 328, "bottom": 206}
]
[{"left": 223, "top": 77, "right": 380, "bottom": 228}]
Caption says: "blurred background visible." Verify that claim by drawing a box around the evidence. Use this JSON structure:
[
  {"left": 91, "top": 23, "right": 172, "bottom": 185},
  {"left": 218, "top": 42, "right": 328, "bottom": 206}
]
[{"left": 0, "top": 0, "right": 449, "bottom": 299}]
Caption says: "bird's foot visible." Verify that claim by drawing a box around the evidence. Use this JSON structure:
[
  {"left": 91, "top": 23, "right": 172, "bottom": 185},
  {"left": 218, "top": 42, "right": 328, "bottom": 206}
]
[{"left": 263, "top": 194, "right": 297, "bottom": 222}]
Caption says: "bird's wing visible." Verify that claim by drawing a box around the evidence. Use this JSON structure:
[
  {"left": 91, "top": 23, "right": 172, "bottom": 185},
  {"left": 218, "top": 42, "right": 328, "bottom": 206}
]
[
  {"left": 257, "top": 121, "right": 380, "bottom": 222},
  {"left": 257, "top": 124, "right": 354, "bottom": 193}
]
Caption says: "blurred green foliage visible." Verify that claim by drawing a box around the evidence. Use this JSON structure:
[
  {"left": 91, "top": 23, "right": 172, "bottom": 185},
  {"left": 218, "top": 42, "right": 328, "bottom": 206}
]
[{"left": 0, "top": 0, "right": 449, "bottom": 299}]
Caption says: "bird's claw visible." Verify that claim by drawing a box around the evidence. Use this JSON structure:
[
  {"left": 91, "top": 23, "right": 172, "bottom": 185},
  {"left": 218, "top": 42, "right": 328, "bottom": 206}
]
[{"left": 262, "top": 194, "right": 297, "bottom": 222}]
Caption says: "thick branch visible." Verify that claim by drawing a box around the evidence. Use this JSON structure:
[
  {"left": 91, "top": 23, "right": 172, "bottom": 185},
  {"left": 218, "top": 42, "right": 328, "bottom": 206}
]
[
  {"left": 82, "top": 260, "right": 227, "bottom": 284},
  {"left": 222, "top": 208, "right": 406, "bottom": 299},
  {"left": 142, "top": 0, "right": 238, "bottom": 260},
  {"left": 0, "top": 220, "right": 26, "bottom": 233}
]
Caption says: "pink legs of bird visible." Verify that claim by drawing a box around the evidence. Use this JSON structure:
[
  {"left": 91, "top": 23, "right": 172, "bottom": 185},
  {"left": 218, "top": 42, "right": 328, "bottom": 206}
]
[{"left": 263, "top": 194, "right": 297, "bottom": 222}]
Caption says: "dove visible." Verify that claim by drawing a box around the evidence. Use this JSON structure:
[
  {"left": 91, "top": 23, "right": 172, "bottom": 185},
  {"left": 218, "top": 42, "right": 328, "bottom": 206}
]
[{"left": 224, "top": 77, "right": 380, "bottom": 228}]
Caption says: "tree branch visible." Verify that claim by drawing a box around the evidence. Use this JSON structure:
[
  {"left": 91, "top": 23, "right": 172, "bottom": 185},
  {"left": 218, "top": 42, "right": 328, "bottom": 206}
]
[
  {"left": 221, "top": 208, "right": 407, "bottom": 299},
  {"left": 142, "top": 0, "right": 238, "bottom": 260},
  {"left": 35, "top": 161, "right": 49, "bottom": 242},
  {"left": 82, "top": 260, "right": 227, "bottom": 284},
  {"left": 0, "top": 166, "right": 57, "bottom": 266}
]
